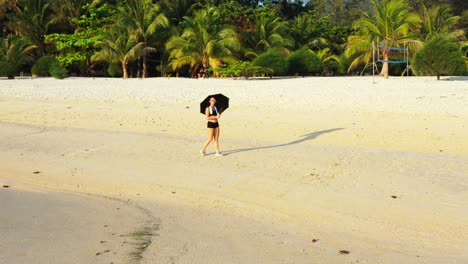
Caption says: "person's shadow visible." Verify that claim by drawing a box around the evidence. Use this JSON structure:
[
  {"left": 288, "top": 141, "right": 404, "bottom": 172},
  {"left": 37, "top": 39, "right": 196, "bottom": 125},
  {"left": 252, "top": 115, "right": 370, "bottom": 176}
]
[{"left": 223, "top": 128, "right": 344, "bottom": 156}]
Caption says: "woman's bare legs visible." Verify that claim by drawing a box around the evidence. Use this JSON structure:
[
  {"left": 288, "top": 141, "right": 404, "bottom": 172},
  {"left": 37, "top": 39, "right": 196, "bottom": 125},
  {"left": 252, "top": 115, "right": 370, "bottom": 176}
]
[
  {"left": 200, "top": 127, "right": 222, "bottom": 156},
  {"left": 214, "top": 127, "right": 221, "bottom": 154},
  {"left": 201, "top": 128, "right": 215, "bottom": 155}
]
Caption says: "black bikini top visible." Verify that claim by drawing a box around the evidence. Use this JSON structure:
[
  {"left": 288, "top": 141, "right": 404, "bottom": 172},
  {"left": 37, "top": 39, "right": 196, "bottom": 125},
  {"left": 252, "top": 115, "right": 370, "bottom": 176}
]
[{"left": 208, "top": 106, "right": 218, "bottom": 116}]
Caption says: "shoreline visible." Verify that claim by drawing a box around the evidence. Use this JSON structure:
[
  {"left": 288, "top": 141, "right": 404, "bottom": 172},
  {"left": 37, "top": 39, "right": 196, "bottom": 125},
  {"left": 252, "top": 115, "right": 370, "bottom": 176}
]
[{"left": 0, "top": 183, "right": 157, "bottom": 264}]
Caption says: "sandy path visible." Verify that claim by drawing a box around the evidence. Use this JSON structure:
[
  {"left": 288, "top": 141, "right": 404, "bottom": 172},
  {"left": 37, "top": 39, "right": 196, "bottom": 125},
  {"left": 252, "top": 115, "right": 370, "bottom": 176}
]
[{"left": 1, "top": 77, "right": 467, "bottom": 263}]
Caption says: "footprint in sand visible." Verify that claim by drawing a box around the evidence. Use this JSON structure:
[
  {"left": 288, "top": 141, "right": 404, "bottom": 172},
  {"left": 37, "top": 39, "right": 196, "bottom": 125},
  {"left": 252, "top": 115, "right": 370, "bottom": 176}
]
[{"left": 95, "top": 250, "right": 111, "bottom": 256}]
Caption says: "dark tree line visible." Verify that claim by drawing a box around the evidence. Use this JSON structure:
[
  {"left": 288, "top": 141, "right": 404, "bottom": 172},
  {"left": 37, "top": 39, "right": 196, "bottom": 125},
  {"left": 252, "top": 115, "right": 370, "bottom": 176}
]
[{"left": 1, "top": 0, "right": 467, "bottom": 79}]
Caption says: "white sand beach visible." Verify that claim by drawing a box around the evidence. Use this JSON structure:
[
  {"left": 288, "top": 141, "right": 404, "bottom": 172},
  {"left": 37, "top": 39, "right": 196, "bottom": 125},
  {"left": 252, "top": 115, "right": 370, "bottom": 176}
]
[{"left": 1, "top": 76, "right": 467, "bottom": 263}]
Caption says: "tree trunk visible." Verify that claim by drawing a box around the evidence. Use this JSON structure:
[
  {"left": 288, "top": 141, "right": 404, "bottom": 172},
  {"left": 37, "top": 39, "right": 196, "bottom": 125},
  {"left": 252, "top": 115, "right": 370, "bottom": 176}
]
[
  {"left": 379, "top": 49, "right": 390, "bottom": 79},
  {"left": 137, "top": 59, "right": 141, "bottom": 78},
  {"left": 193, "top": 64, "right": 200, "bottom": 78},
  {"left": 143, "top": 55, "right": 147, "bottom": 78},
  {"left": 437, "top": 75, "right": 440, "bottom": 80},
  {"left": 380, "top": 61, "right": 389, "bottom": 79},
  {"left": 202, "top": 53, "right": 208, "bottom": 69},
  {"left": 122, "top": 61, "right": 128, "bottom": 79}
]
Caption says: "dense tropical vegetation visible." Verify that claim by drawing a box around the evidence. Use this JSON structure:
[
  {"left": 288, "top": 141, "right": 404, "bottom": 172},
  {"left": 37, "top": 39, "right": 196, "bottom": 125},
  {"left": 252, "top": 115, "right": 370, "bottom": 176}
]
[
  {"left": 1, "top": 0, "right": 467, "bottom": 79},
  {"left": 412, "top": 36, "right": 467, "bottom": 79}
]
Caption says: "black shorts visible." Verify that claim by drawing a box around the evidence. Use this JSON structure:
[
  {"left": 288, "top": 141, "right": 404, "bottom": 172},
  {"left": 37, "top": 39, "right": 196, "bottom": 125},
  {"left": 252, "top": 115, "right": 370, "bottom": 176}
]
[{"left": 207, "top": 122, "right": 219, "bottom": 128}]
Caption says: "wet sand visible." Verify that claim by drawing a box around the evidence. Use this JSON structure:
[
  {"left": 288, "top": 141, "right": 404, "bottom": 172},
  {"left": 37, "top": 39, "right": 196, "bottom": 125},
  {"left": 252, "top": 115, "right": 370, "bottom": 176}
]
[{"left": 0, "top": 185, "right": 156, "bottom": 264}]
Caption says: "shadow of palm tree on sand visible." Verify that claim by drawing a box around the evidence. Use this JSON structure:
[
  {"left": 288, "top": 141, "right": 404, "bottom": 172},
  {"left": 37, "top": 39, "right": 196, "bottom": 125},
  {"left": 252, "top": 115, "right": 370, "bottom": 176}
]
[{"left": 223, "top": 128, "right": 344, "bottom": 156}]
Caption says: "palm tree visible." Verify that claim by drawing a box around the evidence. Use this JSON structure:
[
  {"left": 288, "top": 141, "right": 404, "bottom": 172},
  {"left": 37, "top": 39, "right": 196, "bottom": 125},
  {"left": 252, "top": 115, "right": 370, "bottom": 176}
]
[
  {"left": 159, "top": 0, "right": 199, "bottom": 25},
  {"left": 460, "top": 42, "right": 468, "bottom": 69},
  {"left": 290, "top": 11, "right": 320, "bottom": 50},
  {"left": 240, "top": 10, "right": 293, "bottom": 59},
  {"left": 420, "top": 4, "right": 461, "bottom": 41},
  {"left": 0, "top": 0, "right": 18, "bottom": 12},
  {"left": 93, "top": 26, "right": 143, "bottom": 79},
  {"left": 0, "top": 0, "right": 18, "bottom": 16},
  {"left": 7, "top": 0, "right": 53, "bottom": 56},
  {"left": 48, "top": 0, "right": 103, "bottom": 31},
  {"left": 0, "top": 34, "right": 37, "bottom": 79},
  {"left": 49, "top": 0, "right": 84, "bottom": 29},
  {"left": 166, "top": 7, "right": 240, "bottom": 75},
  {"left": 119, "top": 0, "right": 168, "bottom": 78},
  {"left": 345, "top": 0, "right": 421, "bottom": 78}
]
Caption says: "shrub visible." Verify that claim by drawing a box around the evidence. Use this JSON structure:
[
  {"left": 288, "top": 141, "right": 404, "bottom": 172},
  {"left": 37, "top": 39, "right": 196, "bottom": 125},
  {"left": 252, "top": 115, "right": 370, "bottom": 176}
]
[
  {"left": 32, "top": 55, "right": 68, "bottom": 79},
  {"left": 32, "top": 56, "right": 57, "bottom": 76},
  {"left": 50, "top": 64, "right": 68, "bottom": 79},
  {"left": 212, "top": 61, "right": 273, "bottom": 79},
  {"left": 0, "top": 61, "right": 16, "bottom": 79},
  {"left": 287, "top": 48, "right": 324, "bottom": 76},
  {"left": 0, "top": 35, "right": 36, "bottom": 79},
  {"left": 107, "top": 63, "right": 122, "bottom": 77},
  {"left": 412, "top": 37, "right": 467, "bottom": 80},
  {"left": 252, "top": 49, "right": 289, "bottom": 76}
]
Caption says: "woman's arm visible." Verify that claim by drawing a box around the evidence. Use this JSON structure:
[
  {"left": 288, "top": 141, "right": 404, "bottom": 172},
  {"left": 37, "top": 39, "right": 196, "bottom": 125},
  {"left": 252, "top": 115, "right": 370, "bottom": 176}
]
[{"left": 205, "top": 107, "right": 218, "bottom": 121}]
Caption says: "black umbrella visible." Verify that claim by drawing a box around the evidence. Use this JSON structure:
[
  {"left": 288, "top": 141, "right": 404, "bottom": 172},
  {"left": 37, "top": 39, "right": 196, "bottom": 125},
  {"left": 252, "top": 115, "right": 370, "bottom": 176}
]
[{"left": 200, "top": 94, "right": 229, "bottom": 115}]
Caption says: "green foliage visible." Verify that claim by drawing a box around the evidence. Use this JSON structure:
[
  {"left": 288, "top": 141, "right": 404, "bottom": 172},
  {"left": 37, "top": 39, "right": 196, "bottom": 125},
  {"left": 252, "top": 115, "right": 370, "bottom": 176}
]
[
  {"left": 159, "top": 0, "right": 199, "bottom": 25},
  {"left": 212, "top": 61, "right": 273, "bottom": 78},
  {"left": 44, "top": 3, "right": 114, "bottom": 75},
  {"left": 31, "top": 55, "right": 56, "bottom": 76},
  {"left": 0, "top": 61, "right": 16, "bottom": 78},
  {"left": 286, "top": 48, "right": 324, "bottom": 75},
  {"left": 118, "top": 0, "right": 169, "bottom": 77},
  {"left": 107, "top": 62, "right": 122, "bottom": 77},
  {"left": 7, "top": 0, "right": 52, "bottom": 55},
  {"left": 420, "top": 4, "right": 461, "bottom": 41},
  {"left": 166, "top": 7, "right": 240, "bottom": 74},
  {"left": 93, "top": 25, "right": 144, "bottom": 78},
  {"left": 216, "top": 0, "right": 253, "bottom": 27},
  {"left": 75, "top": 3, "right": 116, "bottom": 29},
  {"left": 2, "top": 0, "right": 468, "bottom": 78},
  {"left": 310, "top": 0, "right": 374, "bottom": 27},
  {"left": 46, "top": 33, "right": 96, "bottom": 65},
  {"left": 0, "top": 34, "right": 36, "bottom": 79},
  {"left": 49, "top": 63, "right": 68, "bottom": 79},
  {"left": 323, "top": 54, "right": 349, "bottom": 75},
  {"left": 271, "top": 0, "right": 309, "bottom": 20},
  {"left": 240, "top": 9, "right": 293, "bottom": 59},
  {"left": 345, "top": 0, "right": 421, "bottom": 78},
  {"left": 411, "top": 37, "right": 466, "bottom": 79},
  {"left": 31, "top": 55, "right": 68, "bottom": 79},
  {"left": 461, "top": 43, "right": 468, "bottom": 66},
  {"left": 290, "top": 11, "right": 351, "bottom": 50},
  {"left": 252, "top": 49, "right": 289, "bottom": 76}
]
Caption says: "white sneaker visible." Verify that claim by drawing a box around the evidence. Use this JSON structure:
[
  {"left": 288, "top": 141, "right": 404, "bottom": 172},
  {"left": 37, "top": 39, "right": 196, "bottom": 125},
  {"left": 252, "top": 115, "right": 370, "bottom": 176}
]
[
  {"left": 215, "top": 152, "right": 223, "bottom": 157},
  {"left": 200, "top": 150, "right": 206, "bottom": 157}
]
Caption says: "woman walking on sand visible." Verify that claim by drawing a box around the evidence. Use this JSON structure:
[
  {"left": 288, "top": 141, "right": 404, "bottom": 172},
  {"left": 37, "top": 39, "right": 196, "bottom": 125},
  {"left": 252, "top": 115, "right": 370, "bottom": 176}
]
[{"left": 200, "top": 97, "right": 223, "bottom": 157}]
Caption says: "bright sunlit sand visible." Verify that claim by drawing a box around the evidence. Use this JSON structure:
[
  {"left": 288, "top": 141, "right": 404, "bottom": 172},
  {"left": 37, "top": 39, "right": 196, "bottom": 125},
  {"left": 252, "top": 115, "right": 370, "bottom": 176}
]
[{"left": 1, "top": 76, "right": 467, "bottom": 263}]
